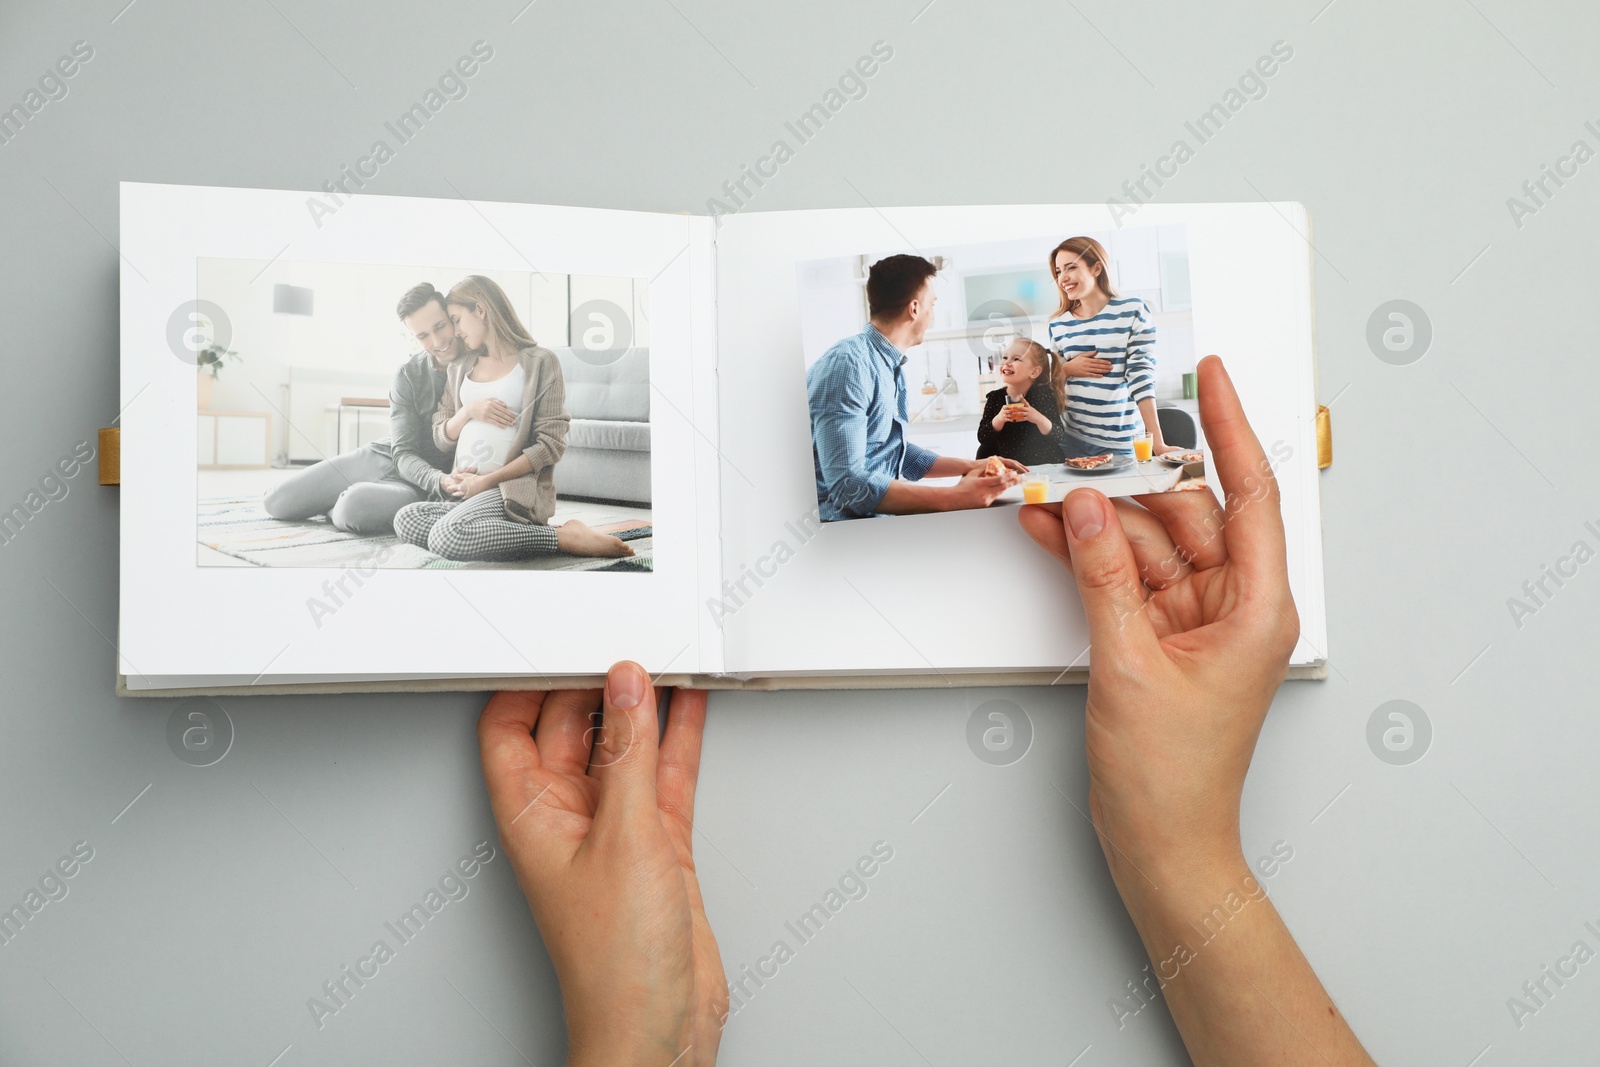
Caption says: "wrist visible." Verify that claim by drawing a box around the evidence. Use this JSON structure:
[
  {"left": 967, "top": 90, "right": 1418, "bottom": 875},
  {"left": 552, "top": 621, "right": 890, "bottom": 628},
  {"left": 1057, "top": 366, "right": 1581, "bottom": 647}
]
[
  {"left": 1105, "top": 829, "right": 1247, "bottom": 914},
  {"left": 939, "top": 481, "right": 975, "bottom": 511},
  {"left": 1109, "top": 841, "right": 1252, "bottom": 938},
  {"left": 566, "top": 1011, "right": 698, "bottom": 1067}
]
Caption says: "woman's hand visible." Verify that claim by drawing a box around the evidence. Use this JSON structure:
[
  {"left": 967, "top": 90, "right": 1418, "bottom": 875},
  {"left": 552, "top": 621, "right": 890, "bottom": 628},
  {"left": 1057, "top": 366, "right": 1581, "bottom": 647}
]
[
  {"left": 1057, "top": 351, "right": 1113, "bottom": 381},
  {"left": 462, "top": 397, "right": 518, "bottom": 427},
  {"left": 1019, "top": 356, "right": 1373, "bottom": 1066},
  {"left": 440, "top": 465, "right": 475, "bottom": 498},
  {"left": 478, "top": 664, "right": 727, "bottom": 1067},
  {"left": 450, "top": 471, "right": 493, "bottom": 499},
  {"left": 1020, "top": 355, "right": 1297, "bottom": 879}
]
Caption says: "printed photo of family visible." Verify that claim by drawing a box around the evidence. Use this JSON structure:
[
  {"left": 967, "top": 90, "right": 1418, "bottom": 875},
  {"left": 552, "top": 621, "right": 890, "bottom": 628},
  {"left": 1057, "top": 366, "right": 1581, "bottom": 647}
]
[
  {"left": 193, "top": 259, "right": 654, "bottom": 571},
  {"left": 798, "top": 225, "right": 1206, "bottom": 521}
]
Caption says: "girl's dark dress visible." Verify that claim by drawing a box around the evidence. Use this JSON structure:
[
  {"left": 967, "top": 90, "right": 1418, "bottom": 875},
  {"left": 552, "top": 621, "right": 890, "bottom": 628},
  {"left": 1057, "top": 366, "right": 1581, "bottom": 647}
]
[{"left": 976, "top": 382, "right": 1065, "bottom": 466}]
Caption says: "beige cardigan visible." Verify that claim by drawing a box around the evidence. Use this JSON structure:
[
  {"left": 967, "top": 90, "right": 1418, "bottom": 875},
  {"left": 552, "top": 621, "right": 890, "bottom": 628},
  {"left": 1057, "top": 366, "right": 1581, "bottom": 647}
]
[{"left": 432, "top": 346, "right": 569, "bottom": 525}]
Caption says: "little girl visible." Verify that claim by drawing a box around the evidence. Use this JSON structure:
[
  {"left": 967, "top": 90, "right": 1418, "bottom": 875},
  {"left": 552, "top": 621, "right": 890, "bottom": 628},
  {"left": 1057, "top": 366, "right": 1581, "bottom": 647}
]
[
  {"left": 975, "top": 337, "right": 1065, "bottom": 467},
  {"left": 1046, "top": 235, "right": 1170, "bottom": 458}
]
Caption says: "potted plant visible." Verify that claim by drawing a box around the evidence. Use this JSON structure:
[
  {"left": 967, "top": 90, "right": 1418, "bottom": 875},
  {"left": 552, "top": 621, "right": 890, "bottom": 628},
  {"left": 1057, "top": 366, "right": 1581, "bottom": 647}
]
[{"left": 196, "top": 341, "right": 240, "bottom": 410}]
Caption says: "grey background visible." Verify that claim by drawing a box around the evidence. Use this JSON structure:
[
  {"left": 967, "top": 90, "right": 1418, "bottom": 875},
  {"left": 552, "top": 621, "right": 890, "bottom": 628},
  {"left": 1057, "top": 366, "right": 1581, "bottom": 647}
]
[{"left": 1, "top": 0, "right": 1596, "bottom": 1063}]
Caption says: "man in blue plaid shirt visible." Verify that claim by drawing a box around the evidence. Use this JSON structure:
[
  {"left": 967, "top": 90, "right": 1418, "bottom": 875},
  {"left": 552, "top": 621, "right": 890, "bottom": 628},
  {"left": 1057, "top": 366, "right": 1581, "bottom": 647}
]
[{"left": 807, "top": 255, "right": 1024, "bottom": 521}]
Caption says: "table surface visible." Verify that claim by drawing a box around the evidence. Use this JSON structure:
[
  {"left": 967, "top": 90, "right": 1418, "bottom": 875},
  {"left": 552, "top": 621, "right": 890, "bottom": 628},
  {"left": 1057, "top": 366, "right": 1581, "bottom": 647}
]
[
  {"left": 3, "top": 4, "right": 1598, "bottom": 1065},
  {"left": 1010, "top": 458, "right": 1189, "bottom": 502},
  {"left": 925, "top": 458, "right": 1190, "bottom": 504}
]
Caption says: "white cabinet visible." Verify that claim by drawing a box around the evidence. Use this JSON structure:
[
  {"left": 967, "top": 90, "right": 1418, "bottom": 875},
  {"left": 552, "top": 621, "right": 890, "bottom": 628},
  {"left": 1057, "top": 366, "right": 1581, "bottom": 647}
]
[
  {"left": 197, "top": 415, "right": 216, "bottom": 465},
  {"left": 1158, "top": 225, "right": 1192, "bottom": 311},
  {"left": 1111, "top": 227, "right": 1161, "bottom": 293},
  {"left": 329, "top": 404, "right": 389, "bottom": 454},
  {"left": 198, "top": 411, "right": 270, "bottom": 469}
]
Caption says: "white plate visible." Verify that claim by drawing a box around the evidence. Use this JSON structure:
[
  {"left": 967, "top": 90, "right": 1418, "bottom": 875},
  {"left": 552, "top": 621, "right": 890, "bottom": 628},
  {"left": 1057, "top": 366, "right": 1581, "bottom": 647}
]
[
  {"left": 1062, "top": 455, "right": 1134, "bottom": 476},
  {"left": 1158, "top": 451, "right": 1205, "bottom": 466}
]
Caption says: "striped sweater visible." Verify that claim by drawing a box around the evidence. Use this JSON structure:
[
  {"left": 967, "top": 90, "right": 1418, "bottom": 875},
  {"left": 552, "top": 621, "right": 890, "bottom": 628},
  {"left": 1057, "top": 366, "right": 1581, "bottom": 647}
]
[{"left": 1046, "top": 296, "right": 1157, "bottom": 454}]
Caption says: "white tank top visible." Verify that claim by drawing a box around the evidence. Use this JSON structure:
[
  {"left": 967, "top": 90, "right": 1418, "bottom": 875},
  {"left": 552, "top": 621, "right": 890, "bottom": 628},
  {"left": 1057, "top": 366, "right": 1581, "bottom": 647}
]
[{"left": 454, "top": 362, "right": 525, "bottom": 472}]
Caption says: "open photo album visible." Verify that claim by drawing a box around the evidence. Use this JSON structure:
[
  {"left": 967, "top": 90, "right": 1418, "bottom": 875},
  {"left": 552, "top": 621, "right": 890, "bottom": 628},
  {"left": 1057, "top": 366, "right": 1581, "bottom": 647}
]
[{"left": 117, "top": 183, "right": 1328, "bottom": 695}]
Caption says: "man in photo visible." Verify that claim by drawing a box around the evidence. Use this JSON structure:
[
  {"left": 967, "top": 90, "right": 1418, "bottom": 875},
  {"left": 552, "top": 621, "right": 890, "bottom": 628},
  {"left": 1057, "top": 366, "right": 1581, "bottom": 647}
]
[
  {"left": 807, "top": 254, "right": 1023, "bottom": 521},
  {"left": 262, "top": 282, "right": 463, "bottom": 533}
]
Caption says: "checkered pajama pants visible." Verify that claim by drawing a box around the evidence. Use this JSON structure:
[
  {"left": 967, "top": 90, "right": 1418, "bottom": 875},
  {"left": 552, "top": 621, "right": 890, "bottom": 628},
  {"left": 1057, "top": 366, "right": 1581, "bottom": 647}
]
[{"left": 393, "top": 487, "right": 560, "bottom": 562}]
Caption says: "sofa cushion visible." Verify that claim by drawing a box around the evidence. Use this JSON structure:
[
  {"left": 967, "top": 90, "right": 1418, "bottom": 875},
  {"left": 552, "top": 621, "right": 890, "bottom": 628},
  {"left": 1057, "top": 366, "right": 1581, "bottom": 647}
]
[
  {"left": 568, "top": 418, "right": 650, "bottom": 452},
  {"left": 553, "top": 347, "right": 650, "bottom": 422}
]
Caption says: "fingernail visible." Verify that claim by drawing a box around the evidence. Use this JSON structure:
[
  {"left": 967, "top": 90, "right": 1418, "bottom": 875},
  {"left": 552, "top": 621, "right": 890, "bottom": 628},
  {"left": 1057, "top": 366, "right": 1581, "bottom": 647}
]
[
  {"left": 606, "top": 661, "right": 646, "bottom": 709},
  {"left": 1065, "top": 491, "right": 1104, "bottom": 540}
]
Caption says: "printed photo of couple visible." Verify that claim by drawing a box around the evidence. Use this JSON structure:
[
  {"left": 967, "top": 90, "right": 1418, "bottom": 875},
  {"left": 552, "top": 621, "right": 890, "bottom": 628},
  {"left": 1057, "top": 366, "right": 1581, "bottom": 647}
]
[
  {"left": 798, "top": 224, "right": 1207, "bottom": 522},
  {"left": 192, "top": 259, "right": 654, "bottom": 571}
]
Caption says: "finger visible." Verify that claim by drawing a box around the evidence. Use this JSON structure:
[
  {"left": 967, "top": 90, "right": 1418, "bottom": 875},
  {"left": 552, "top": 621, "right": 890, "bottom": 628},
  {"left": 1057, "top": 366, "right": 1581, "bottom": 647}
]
[
  {"left": 1061, "top": 489, "right": 1156, "bottom": 657},
  {"left": 657, "top": 688, "right": 707, "bottom": 826},
  {"left": 1110, "top": 498, "right": 1192, "bottom": 589},
  {"left": 1026, "top": 500, "right": 1183, "bottom": 592},
  {"left": 477, "top": 691, "right": 549, "bottom": 824},
  {"left": 1195, "top": 356, "right": 1288, "bottom": 582},
  {"left": 1019, "top": 503, "right": 1070, "bottom": 564},
  {"left": 587, "top": 660, "right": 661, "bottom": 823},
  {"left": 534, "top": 688, "right": 602, "bottom": 778},
  {"left": 1130, "top": 490, "right": 1228, "bottom": 571}
]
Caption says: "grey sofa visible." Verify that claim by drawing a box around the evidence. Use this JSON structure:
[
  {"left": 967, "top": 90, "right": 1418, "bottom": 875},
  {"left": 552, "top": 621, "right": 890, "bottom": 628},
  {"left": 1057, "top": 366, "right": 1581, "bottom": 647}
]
[{"left": 551, "top": 347, "right": 651, "bottom": 505}]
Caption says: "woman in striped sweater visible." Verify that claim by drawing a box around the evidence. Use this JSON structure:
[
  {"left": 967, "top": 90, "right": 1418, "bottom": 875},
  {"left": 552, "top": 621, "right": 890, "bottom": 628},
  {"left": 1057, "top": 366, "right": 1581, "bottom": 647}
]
[{"left": 1045, "top": 236, "right": 1178, "bottom": 459}]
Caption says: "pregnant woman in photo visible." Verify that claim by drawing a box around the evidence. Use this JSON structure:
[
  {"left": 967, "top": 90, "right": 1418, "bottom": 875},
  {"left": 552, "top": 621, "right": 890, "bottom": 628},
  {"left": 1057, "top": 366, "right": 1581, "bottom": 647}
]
[
  {"left": 1047, "top": 236, "right": 1179, "bottom": 459},
  {"left": 392, "top": 275, "right": 633, "bottom": 562}
]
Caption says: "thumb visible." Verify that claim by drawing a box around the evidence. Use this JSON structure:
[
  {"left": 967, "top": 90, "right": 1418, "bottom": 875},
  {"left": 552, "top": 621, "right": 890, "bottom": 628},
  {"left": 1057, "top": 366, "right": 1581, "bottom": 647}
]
[
  {"left": 1061, "top": 489, "right": 1152, "bottom": 657},
  {"left": 588, "top": 660, "right": 660, "bottom": 820}
]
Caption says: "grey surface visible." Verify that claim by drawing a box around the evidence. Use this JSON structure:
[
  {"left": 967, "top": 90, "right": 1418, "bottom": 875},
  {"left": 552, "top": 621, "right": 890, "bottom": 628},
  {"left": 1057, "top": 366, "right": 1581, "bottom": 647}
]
[{"left": 2, "top": 0, "right": 1597, "bottom": 1063}]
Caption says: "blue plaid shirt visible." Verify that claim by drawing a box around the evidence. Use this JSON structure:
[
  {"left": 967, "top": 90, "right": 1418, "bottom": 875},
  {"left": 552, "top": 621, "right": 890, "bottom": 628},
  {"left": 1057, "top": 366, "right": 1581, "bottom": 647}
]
[{"left": 807, "top": 324, "right": 939, "bottom": 520}]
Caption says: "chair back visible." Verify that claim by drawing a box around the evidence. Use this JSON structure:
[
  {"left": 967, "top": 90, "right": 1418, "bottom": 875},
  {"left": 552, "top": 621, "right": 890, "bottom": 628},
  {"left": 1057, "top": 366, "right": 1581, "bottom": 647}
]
[{"left": 1157, "top": 406, "right": 1197, "bottom": 449}]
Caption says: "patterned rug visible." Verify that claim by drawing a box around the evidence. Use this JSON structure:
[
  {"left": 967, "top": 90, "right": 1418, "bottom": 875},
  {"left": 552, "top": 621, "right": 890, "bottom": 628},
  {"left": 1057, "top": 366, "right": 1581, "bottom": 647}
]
[{"left": 197, "top": 497, "right": 653, "bottom": 571}]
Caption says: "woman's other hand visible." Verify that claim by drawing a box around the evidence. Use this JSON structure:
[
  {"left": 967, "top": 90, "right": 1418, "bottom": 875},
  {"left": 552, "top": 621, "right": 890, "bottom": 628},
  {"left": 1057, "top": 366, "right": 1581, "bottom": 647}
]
[
  {"left": 1057, "top": 351, "right": 1114, "bottom": 381},
  {"left": 478, "top": 664, "right": 727, "bottom": 1067}
]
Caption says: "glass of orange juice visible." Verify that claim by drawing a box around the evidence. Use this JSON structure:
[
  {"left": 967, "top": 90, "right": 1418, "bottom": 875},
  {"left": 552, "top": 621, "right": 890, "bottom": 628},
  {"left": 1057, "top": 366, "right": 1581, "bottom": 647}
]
[
  {"left": 1132, "top": 431, "right": 1153, "bottom": 462},
  {"left": 1023, "top": 480, "right": 1049, "bottom": 504}
]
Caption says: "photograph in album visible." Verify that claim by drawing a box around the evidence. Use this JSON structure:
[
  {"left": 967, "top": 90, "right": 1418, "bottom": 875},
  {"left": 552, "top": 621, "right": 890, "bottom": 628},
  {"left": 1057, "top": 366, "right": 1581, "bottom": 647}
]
[
  {"left": 797, "top": 225, "right": 1210, "bottom": 524},
  {"left": 192, "top": 259, "right": 654, "bottom": 572}
]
